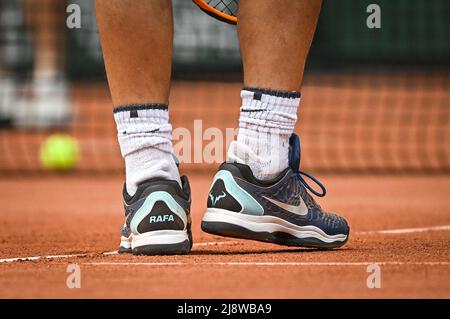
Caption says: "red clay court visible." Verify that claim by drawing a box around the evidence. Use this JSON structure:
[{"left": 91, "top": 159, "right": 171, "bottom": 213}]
[
  {"left": 0, "top": 0, "right": 449, "bottom": 298},
  {"left": 0, "top": 174, "right": 449, "bottom": 298},
  {"left": 0, "top": 78, "right": 449, "bottom": 298}
]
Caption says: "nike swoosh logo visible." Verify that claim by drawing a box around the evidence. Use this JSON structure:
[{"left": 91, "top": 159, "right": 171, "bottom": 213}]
[{"left": 262, "top": 196, "right": 309, "bottom": 216}]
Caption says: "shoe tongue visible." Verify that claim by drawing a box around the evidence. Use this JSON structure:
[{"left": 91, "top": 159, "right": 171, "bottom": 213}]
[
  {"left": 288, "top": 133, "right": 301, "bottom": 171},
  {"left": 172, "top": 154, "right": 180, "bottom": 168}
]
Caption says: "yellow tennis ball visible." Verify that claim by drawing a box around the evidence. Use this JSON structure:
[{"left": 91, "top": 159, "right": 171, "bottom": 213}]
[{"left": 40, "top": 134, "right": 79, "bottom": 171}]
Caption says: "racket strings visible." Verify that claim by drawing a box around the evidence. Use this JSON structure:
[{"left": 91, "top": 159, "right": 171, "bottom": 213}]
[{"left": 206, "top": 0, "right": 238, "bottom": 17}]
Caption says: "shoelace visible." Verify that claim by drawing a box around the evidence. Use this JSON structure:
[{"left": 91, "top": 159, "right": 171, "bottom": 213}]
[
  {"left": 297, "top": 170, "right": 327, "bottom": 197},
  {"left": 294, "top": 170, "right": 327, "bottom": 210},
  {"left": 296, "top": 171, "right": 343, "bottom": 226}
]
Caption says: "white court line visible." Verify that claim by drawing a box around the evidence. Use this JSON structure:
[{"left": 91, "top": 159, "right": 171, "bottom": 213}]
[
  {"left": 356, "top": 225, "right": 450, "bottom": 235},
  {"left": 194, "top": 241, "right": 239, "bottom": 247},
  {"left": 89, "top": 262, "right": 186, "bottom": 266},
  {"left": 100, "top": 241, "right": 239, "bottom": 257},
  {"left": 86, "top": 261, "right": 450, "bottom": 267},
  {"left": 0, "top": 253, "right": 89, "bottom": 263},
  {"left": 0, "top": 241, "right": 239, "bottom": 264},
  {"left": 1, "top": 224, "right": 449, "bottom": 264},
  {"left": 102, "top": 251, "right": 118, "bottom": 256}
]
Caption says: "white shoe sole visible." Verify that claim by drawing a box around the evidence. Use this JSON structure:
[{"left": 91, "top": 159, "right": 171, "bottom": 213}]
[
  {"left": 202, "top": 208, "right": 348, "bottom": 247},
  {"left": 120, "top": 230, "right": 191, "bottom": 255}
]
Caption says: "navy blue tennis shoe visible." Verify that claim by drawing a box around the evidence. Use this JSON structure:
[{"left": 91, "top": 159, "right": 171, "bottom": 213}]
[
  {"left": 201, "top": 133, "right": 349, "bottom": 248},
  {"left": 119, "top": 176, "right": 193, "bottom": 255}
]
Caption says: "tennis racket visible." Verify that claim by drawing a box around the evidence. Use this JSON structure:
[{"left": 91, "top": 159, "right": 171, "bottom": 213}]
[{"left": 192, "top": 0, "right": 238, "bottom": 25}]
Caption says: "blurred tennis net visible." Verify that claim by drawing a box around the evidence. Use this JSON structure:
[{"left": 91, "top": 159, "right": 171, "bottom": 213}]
[{"left": 0, "top": 0, "right": 448, "bottom": 175}]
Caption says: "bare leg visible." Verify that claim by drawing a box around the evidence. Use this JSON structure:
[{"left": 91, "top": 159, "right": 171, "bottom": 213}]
[
  {"left": 95, "top": 0, "right": 173, "bottom": 106},
  {"left": 238, "top": 0, "right": 322, "bottom": 91},
  {"left": 229, "top": 0, "right": 323, "bottom": 179},
  {"left": 95, "top": 0, "right": 179, "bottom": 196}
]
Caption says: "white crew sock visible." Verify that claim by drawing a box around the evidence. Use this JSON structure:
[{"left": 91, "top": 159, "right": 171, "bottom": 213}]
[
  {"left": 113, "top": 104, "right": 181, "bottom": 195},
  {"left": 228, "top": 87, "right": 300, "bottom": 180}
]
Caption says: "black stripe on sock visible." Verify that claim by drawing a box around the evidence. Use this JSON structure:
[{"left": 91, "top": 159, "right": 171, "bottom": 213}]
[
  {"left": 130, "top": 110, "right": 138, "bottom": 118},
  {"left": 241, "top": 108, "right": 265, "bottom": 113},
  {"left": 113, "top": 103, "right": 168, "bottom": 114},
  {"left": 243, "top": 87, "right": 301, "bottom": 99}
]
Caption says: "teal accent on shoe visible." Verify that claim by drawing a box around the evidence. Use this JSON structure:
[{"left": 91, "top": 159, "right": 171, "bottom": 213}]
[
  {"left": 209, "top": 191, "right": 227, "bottom": 205},
  {"left": 211, "top": 170, "right": 264, "bottom": 216},
  {"left": 130, "top": 191, "right": 187, "bottom": 234}
]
